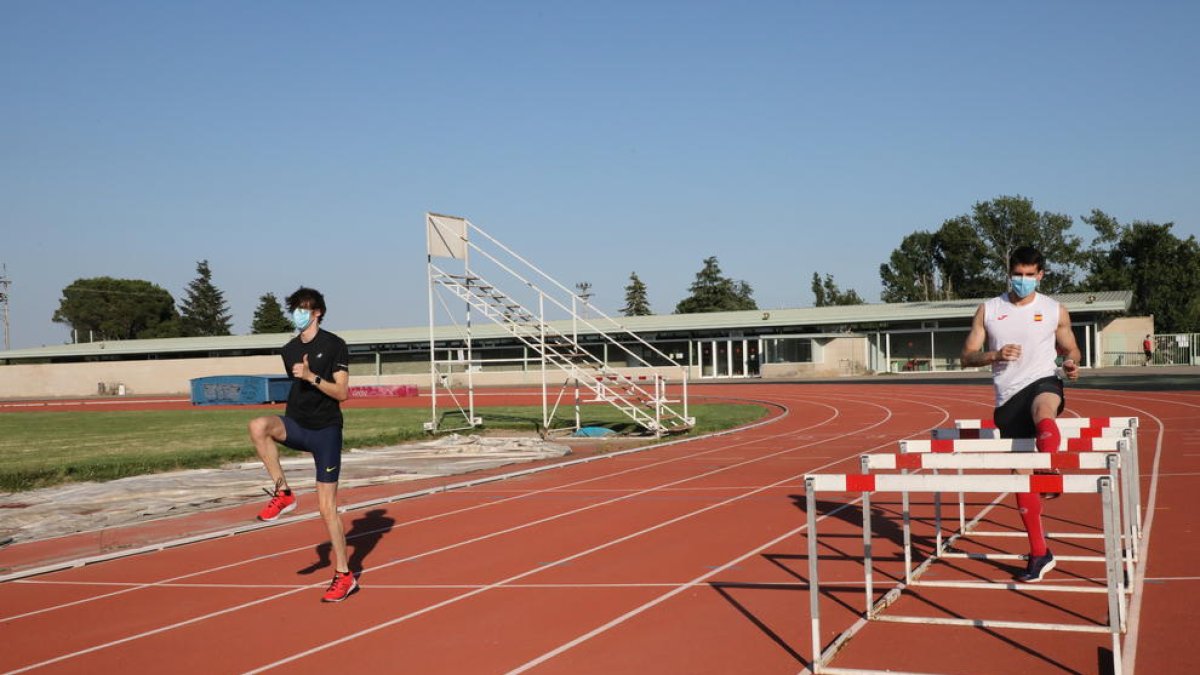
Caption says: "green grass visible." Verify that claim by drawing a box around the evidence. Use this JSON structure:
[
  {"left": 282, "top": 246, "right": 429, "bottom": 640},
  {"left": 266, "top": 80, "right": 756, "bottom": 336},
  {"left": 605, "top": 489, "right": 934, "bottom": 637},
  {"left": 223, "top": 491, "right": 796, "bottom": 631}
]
[{"left": 0, "top": 403, "right": 767, "bottom": 492}]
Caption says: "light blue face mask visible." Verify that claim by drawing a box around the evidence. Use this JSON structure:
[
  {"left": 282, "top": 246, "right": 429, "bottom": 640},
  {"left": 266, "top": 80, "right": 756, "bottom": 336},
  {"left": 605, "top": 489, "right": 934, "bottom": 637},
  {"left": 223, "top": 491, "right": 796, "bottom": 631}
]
[
  {"left": 1010, "top": 276, "right": 1038, "bottom": 299},
  {"left": 291, "top": 308, "right": 313, "bottom": 331}
]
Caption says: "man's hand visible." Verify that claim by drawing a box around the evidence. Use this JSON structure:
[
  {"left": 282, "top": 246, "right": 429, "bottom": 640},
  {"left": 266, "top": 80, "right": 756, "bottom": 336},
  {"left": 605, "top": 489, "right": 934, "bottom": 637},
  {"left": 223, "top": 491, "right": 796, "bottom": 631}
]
[
  {"left": 997, "top": 344, "right": 1022, "bottom": 361},
  {"left": 1062, "top": 358, "right": 1079, "bottom": 381},
  {"left": 292, "top": 354, "right": 313, "bottom": 382}
]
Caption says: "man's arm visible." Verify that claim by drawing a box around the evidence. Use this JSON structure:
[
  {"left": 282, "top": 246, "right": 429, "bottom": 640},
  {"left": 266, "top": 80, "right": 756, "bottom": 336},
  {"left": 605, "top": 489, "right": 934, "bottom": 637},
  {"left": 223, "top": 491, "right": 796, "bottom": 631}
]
[
  {"left": 1056, "top": 306, "right": 1082, "bottom": 380},
  {"left": 962, "top": 305, "right": 994, "bottom": 367}
]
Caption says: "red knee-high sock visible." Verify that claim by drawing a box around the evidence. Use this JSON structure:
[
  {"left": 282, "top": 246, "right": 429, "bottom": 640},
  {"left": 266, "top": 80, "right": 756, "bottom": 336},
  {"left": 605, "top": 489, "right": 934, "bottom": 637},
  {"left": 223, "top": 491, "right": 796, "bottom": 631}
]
[
  {"left": 1016, "top": 492, "right": 1047, "bottom": 556},
  {"left": 1036, "top": 418, "right": 1060, "bottom": 453}
]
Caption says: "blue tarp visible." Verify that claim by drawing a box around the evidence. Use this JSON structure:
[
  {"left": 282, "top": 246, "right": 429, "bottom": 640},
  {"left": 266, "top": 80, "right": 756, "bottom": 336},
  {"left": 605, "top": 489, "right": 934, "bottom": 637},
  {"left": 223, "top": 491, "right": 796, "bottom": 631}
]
[
  {"left": 572, "top": 426, "right": 616, "bottom": 437},
  {"left": 190, "top": 375, "right": 292, "bottom": 405}
]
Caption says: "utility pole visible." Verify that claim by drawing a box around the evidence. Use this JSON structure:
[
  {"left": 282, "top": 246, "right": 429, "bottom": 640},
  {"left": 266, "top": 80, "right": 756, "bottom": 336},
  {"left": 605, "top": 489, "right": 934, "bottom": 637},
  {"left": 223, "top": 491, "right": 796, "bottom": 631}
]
[
  {"left": 0, "top": 264, "right": 10, "bottom": 350},
  {"left": 575, "top": 281, "right": 593, "bottom": 319}
]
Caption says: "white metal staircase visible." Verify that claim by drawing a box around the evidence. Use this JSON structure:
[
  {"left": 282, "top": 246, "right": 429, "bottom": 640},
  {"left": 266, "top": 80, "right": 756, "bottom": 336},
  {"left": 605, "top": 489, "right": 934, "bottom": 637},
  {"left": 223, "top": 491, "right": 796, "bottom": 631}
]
[{"left": 425, "top": 213, "right": 693, "bottom": 436}]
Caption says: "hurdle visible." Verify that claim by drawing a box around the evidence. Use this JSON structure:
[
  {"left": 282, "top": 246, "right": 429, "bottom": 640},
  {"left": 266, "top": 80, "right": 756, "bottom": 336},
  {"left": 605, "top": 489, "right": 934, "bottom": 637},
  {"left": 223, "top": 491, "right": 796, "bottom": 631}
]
[
  {"left": 859, "top": 450, "right": 1134, "bottom": 598},
  {"left": 804, "top": 471, "right": 1126, "bottom": 674},
  {"left": 929, "top": 423, "right": 1142, "bottom": 541},
  {"left": 952, "top": 417, "right": 1144, "bottom": 538},
  {"left": 900, "top": 436, "right": 1141, "bottom": 561}
]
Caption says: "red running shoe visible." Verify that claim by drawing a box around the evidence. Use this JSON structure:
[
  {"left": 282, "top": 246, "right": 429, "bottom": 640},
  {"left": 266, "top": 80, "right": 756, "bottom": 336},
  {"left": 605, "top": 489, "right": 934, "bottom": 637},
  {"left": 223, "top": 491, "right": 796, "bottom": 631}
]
[
  {"left": 322, "top": 571, "right": 358, "bottom": 602},
  {"left": 257, "top": 488, "right": 296, "bottom": 521}
]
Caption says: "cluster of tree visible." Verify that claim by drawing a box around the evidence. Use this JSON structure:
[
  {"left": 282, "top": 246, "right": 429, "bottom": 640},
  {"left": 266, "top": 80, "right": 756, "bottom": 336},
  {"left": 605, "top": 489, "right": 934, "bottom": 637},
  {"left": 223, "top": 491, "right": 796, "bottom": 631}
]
[
  {"left": 54, "top": 197, "right": 1200, "bottom": 340},
  {"left": 617, "top": 256, "right": 757, "bottom": 317},
  {"left": 53, "top": 261, "right": 293, "bottom": 342},
  {"left": 877, "top": 195, "right": 1200, "bottom": 332}
]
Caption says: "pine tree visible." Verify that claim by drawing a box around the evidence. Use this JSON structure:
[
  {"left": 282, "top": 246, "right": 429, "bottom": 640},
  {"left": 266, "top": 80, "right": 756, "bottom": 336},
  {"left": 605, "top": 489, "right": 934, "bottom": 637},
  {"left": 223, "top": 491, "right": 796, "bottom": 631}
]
[
  {"left": 179, "top": 260, "right": 232, "bottom": 336},
  {"left": 251, "top": 292, "right": 291, "bottom": 333},
  {"left": 622, "top": 272, "right": 652, "bottom": 316},
  {"left": 811, "top": 272, "right": 865, "bottom": 307},
  {"left": 675, "top": 256, "right": 757, "bottom": 313}
]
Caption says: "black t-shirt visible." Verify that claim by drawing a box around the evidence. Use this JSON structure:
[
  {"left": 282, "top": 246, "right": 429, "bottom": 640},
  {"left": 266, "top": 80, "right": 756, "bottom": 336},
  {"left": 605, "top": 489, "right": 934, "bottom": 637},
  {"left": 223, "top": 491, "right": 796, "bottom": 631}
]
[{"left": 281, "top": 328, "right": 350, "bottom": 429}]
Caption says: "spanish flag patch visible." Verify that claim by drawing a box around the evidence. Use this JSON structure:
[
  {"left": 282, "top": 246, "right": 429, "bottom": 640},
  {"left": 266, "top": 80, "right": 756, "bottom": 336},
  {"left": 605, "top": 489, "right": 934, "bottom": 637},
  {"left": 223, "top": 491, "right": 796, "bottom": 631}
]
[{"left": 1034, "top": 313, "right": 1044, "bottom": 322}]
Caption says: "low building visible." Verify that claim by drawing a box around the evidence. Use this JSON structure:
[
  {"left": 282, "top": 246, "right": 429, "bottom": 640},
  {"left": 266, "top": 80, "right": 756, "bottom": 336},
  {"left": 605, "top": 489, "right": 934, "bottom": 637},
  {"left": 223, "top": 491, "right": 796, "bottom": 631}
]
[{"left": 0, "top": 291, "right": 1143, "bottom": 398}]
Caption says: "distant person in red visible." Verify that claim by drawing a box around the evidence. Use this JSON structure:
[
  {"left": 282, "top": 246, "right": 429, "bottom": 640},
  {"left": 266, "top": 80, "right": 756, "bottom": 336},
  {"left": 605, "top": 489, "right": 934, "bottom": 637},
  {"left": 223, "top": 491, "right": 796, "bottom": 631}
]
[
  {"left": 248, "top": 287, "right": 357, "bottom": 602},
  {"left": 1143, "top": 334, "right": 1153, "bottom": 366},
  {"left": 961, "top": 246, "right": 1081, "bottom": 583}
]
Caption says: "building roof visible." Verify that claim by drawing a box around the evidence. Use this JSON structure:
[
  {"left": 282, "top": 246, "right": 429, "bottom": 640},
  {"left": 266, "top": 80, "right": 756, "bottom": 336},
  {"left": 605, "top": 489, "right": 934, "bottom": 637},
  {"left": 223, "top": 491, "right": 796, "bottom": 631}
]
[{"left": 1, "top": 291, "right": 1133, "bottom": 360}]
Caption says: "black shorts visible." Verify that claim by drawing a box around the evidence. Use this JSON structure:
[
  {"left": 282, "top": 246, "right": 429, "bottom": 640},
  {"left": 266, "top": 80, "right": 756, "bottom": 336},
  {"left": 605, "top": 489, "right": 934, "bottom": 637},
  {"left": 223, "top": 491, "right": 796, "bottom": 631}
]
[
  {"left": 993, "top": 376, "right": 1065, "bottom": 439},
  {"left": 280, "top": 416, "right": 343, "bottom": 483}
]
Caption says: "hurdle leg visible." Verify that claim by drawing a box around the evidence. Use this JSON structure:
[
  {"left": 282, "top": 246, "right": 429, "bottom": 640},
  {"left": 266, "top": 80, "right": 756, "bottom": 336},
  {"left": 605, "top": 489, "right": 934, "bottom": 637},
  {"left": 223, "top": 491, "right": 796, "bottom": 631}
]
[
  {"left": 1112, "top": 450, "right": 1136, "bottom": 586},
  {"left": 859, "top": 457, "right": 874, "bottom": 616},
  {"left": 1125, "top": 427, "right": 1143, "bottom": 545},
  {"left": 1100, "top": 476, "right": 1124, "bottom": 675},
  {"left": 933, "top": 468, "right": 943, "bottom": 554},
  {"left": 901, "top": 470, "right": 913, "bottom": 584},
  {"left": 1116, "top": 440, "right": 1138, "bottom": 571},
  {"left": 805, "top": 479, "right": 824, "bottom": 673},
  {"left": 958, "top": 468, "right": 966, "bottom": 535}
]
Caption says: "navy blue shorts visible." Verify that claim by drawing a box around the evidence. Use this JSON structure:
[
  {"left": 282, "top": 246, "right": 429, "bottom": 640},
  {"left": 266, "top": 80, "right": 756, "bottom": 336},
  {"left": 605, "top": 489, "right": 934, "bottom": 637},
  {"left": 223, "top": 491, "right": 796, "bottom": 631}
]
[
  {"left": 279, "top": 416, "right": 343, "bottom": 483},
  {"left": 993, "top": 376, "right": 1065, "bottom": 439}
]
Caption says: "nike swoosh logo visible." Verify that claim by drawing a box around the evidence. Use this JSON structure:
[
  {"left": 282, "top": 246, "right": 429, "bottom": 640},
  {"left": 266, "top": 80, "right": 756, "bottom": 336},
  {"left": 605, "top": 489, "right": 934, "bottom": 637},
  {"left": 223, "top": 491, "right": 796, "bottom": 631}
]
[
  {"left": 325, "top": 466, "right": 337, "bottom": 473},
  {"left": 996, "top": 314, "right": 1008, "bottom": 320}
]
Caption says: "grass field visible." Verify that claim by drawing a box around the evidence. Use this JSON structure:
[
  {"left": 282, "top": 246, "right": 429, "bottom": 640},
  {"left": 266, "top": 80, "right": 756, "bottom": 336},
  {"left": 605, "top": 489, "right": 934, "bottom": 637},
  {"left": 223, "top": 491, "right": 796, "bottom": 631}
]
[{"left": 0, "top": 403, "right": 767, "bottom": 492}]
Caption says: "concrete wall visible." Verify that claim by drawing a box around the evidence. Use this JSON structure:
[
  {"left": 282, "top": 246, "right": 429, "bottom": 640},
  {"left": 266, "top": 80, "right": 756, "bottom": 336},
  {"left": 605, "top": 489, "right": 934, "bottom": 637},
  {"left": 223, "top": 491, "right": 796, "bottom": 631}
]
[
  {"left": 1094, "top": 316, "right": 1156, "bottom": 367},
  {"left": 0, "top": 356, "right": 282, "bottom": 399}
]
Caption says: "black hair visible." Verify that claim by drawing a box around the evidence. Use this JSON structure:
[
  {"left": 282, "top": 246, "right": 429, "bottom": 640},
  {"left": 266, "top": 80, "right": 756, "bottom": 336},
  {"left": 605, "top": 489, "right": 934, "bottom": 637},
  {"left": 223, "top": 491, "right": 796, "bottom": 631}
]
[
  {"left": 286, "top": 287, "right": 327, "bottom": 322},
  {"left": 1008, "top": 246, "right": 1045, "bottom": 273}
]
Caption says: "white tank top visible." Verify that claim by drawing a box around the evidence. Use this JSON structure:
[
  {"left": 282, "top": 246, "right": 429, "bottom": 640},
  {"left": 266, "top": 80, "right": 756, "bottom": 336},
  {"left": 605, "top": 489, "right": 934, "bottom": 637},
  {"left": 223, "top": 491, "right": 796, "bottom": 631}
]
[{"left": 983, "top": 292, "right": 1060, "bottom": 406}]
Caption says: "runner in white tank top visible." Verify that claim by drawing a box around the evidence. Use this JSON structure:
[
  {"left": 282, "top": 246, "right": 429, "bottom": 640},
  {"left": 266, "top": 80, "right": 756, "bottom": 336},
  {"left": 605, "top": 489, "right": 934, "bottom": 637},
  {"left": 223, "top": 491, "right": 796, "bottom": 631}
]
[
  {"left": 961, "top": 246, "right": 1082, "bottom": 583},
  {"left": 983, "top": 292, "right": 1061, "bottom": 406}
]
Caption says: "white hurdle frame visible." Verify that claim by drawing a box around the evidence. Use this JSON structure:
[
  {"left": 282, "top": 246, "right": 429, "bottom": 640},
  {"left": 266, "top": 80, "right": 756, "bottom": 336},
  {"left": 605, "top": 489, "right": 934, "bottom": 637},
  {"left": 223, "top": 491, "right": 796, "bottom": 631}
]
[
  {"left": 949, "top": 416, "right": 1142, "bottom": 535},
  {"left": 860, "top": 451, "right": 1134, "bottom": 599},
  {"left": 899, "top": 436, "right": 1140, "bottom": 568},
  {"left": 804, "top": 471, "right": 1126, "bottom": 675}
]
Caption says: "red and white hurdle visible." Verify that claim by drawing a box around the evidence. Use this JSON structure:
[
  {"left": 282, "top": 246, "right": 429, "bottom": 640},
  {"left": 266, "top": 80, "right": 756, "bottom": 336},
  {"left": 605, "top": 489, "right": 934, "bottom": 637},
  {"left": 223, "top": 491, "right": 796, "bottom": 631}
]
[
  {"left": 955, "top": 416, "right": 1137, "bottom": 430},
  {"left": 945, "top": 417, "right": 1143, "bottom": 537},
  {"left": 899, "top": 434, "right": 1142, "bottom": 549},
  {"left": 804, "top": 470, "right": 1127, "bottom": 674},
  {"left": 860, "top": 449, "right": 1135, "bottom": 590}
]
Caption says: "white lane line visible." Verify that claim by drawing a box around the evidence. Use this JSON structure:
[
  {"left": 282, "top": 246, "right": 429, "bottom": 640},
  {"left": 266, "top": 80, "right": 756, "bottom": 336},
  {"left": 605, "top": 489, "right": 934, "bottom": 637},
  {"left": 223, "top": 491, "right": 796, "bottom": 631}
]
[
  {"left": 0, "top": 397, "right": 799, "bottom": 619},
  {"left": 1067, "top": 391, "right": 1167, "bottom": 675},
  {"left": 4, "top": 395, "right": 880, "bottom": 670},
  {"left": 13, "top": 580, "right": 878, "bottom": 590},
  {"left": 248, "top": 396, "right": 946, "bottom": 673}
]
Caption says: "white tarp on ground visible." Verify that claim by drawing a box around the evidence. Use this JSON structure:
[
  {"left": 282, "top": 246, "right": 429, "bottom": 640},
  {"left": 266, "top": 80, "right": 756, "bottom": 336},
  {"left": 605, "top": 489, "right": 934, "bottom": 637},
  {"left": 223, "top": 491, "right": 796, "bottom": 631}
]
[{"left": 0, "top": 435, "right": 569, "bottom": 544}]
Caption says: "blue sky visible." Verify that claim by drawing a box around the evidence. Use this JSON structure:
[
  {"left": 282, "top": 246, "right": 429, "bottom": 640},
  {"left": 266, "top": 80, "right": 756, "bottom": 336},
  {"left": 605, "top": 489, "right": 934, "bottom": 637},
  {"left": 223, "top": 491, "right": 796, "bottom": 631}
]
[{"left": 2, "top": 1, "right": 1197, "bottom": 349}]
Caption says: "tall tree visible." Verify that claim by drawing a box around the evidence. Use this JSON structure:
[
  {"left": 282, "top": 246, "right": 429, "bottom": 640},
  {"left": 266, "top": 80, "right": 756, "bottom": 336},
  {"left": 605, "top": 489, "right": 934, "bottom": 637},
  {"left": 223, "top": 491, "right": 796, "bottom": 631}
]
[
  {"left": 932, "top": 216, "right": 994, "bottom": 299},
  {"left": 179, "top": 260, "right": 232, "bottom": 337},
  {"left": 966, "top": 195, "right": 1084, "bottom": 292},
  {"left": 1082, "top": 211, "right": 1200, "bottom": 332},
  {"left": 621, "top": 272, "right": 652, "bottom": 316},
  {"left": 879, "top": 196, "right": 1086, "bottom": 301},
  {"left": 52, "top": 277, "right": 181, "bottom": 341},
  {"left": 811, "top": 272, "right": 865, "bottom": 307},
  {"left": 251, "top": 292, "right": 291, "bottom": 333},
  {"left": 879, "top": 231, "right": 938, "bottom": 302},
  {"left": 675, "top": 256, "right": 757, "bottom": 313}
]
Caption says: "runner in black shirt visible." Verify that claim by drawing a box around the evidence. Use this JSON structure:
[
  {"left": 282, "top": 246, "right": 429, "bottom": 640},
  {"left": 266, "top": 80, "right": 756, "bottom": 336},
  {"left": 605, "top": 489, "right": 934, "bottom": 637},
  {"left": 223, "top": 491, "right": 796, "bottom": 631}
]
[{"left": 248, "top": 287, "right": 357, "bottom": 602}]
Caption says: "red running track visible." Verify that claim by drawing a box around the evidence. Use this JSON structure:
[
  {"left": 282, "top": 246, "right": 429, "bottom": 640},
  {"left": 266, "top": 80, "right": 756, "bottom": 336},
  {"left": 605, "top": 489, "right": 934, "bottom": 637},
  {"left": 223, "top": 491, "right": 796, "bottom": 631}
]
[{"left": 1, "top": 383, "right": 1197, "bottom": 674}]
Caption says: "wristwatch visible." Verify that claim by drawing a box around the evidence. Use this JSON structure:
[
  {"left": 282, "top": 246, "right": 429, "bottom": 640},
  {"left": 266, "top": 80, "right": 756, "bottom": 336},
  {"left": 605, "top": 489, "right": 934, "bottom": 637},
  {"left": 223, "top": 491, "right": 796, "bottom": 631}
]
[{"left": 313, "top": 375, "right": 323, "bottom": 386}]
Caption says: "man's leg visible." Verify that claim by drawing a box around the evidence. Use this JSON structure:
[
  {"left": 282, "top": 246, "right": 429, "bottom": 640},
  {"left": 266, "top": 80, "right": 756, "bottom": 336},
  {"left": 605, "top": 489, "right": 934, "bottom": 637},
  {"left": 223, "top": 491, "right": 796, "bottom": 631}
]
[
  {"left": 249, "top": 415, "right": 290, "bottom": 492},
  {"left": 249, "top": 416, "right": 297, "bottom": 521},
  {"left": 1012, "top": 390, "right": 1065, "bottom": 581},
  {"left": 316, "top": 479, "right": 358, "bottom": 602},
  {"left": 315, "top": 481, "right": 349, "bottom": 573}
]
